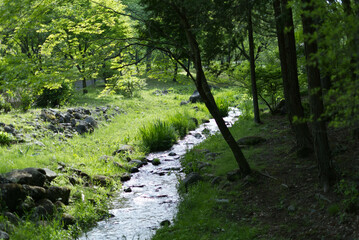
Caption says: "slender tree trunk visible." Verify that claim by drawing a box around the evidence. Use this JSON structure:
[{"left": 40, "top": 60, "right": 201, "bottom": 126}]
[
  {"left": 173, "top": 62, "right": 178, "bottom": 82},
  {"left": 273, "top": 0, "right": 313, "bottom": 157},
  {"left": 247, "top": 4, "right": 261, "bottom": 124},
  {"left": 227, "top": 43, "right": 231, "bottom": 63},
  {"left": 177, "top": 7, "right": 251, "bottom": 175},
  {"left": 187, "top": 58, "right": 191, "bottom": 77},
  {"left": 146, "top": 47, "right": 152, "bottom": 74},
  {"left": 301, "top": 0, "right": 336, "bottom": 191},
  {"left": 135, "top": 48, "right": 139, "bottom": 73},
  {"left": 82, "top": 77, "right": 88, "bottom": 94}
]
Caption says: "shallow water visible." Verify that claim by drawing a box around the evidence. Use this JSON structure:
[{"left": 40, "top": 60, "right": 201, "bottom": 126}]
[{"left": 80, "top": 108, "right": 241, "bottom": 240}]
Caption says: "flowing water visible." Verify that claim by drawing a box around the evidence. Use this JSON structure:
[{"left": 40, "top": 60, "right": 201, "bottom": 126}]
[{"left": 80, "top": 107, "right": 241, "bottom": 240}]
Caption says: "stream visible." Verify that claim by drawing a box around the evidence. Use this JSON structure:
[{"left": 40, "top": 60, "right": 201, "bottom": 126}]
[{"left": 80, "top": 107, "right": 241, "bottom": 240}]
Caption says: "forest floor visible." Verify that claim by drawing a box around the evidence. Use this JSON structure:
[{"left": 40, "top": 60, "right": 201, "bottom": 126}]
[{"left": 153, "top": 112, "right": 359, "bottom": 240}]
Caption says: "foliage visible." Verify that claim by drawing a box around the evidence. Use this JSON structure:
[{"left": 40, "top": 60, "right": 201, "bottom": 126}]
[
  {"left": 35, "top": 82, "right": 73, "bottom": 108},
  {"left": 138, "top": 119, "right": 177, "bottom": 152},
  {"left": 336, "top": 179, "right": 359, "bottom": 213},
  {"left": 0, "top": 95, "right": 11, "bottom": 113},
  {"left": 103, "top": 71, "right": 146, "bottom": 98},
  {"left": 0, "top": 131, "right": 13, "bottom": 146}
]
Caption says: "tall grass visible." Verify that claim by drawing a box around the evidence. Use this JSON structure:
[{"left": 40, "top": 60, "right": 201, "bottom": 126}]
[
  {"left": 167, "top": 111, "right": 198, "bottom": 138},
  {"left": 139, "top": 120, "right": 177, "bottom": 152},
  {"left": 215, "top": 97, "right": 230, "bottom": 117}
]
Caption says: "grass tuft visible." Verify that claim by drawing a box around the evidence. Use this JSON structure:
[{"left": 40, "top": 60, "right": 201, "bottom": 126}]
[
  {"left": 139, "top": 120, "right": 178, "bottom": 152},
  {"left": 0, "top": 131, "right": 13, "bottom": 146}
]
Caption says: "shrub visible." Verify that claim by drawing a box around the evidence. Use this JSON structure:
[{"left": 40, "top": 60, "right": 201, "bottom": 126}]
[
  {"left": 139, "top": 120, "right": 177, "bottom": 152},
  {"left": 20, "top": 91, "right": 34, "bottom": 112},
  {"left": 105, "top": 73, "right": 146, "bottom": 98},
  {"left": 0, "top": 95, "right": 11, "bottom": 113},
  {"left": 0, "top": 131, "right": 13, "bottom": 146},
  {"left": 35, "top": 82, "right": 73, "bottom": 108}
]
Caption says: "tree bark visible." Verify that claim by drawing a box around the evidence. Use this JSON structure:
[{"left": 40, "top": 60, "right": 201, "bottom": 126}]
[
  {"left": 82, "top": 77, "right": 88, "bottom": 94},
  {"left": 176, "top": 6, "right": 251, "bottom": 175},
  {"left": 146, "top": 47, "right": 152, "bottom": 73},
  {"left": 273, "top": 0, "right": 313, "bottom": 156},
  {"left": 301, "top": 0, "right": 336, "bottom": 191},
  {"left": 247, "top": 4, "right": 261, "bottom": 124},
  {"left": 173, "top": 62, "right": 178, "bottom": 82}
]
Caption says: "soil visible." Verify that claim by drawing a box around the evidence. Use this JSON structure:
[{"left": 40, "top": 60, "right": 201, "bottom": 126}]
[{"left": 219, "top": 114, "right": 359, "bottom": 240}]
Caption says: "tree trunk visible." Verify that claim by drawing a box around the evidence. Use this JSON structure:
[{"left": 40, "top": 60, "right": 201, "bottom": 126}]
[
  {"left": 177, "top": 7, "right": 251, "bottom": 175},
  {"left": 247, "top": 4, "right": 261, "bottom": 124},
  {"left": 173, "top": 62, "right": 178, "bottom": 82},
  {"left": 273, "top": 0, "right": 313, "bottom": 157},
  {"left": 146, "top": 47, "right": 152, "bottom": 73},
  {"left": 82, "top": 77, "right": 88, "bottom": 94},
  {"left": 301, "top": 0, "right": 336, "bottom": 191}
]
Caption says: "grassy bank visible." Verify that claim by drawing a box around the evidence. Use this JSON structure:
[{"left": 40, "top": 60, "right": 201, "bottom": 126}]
[
  {"left": 153, "top": 111, "right": 359, "bottom": 239},
  {"left": 0, "top": 78, "right": 217, "bottom": 239}
]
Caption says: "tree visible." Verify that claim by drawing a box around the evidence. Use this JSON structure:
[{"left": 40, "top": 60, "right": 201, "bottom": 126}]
[
  {"left": 273, "top": 0, "right": 313, "bottom": 156},
  {"left": 138, "top": 0, "right": 251, "bottom": 174},
  {"left": 247, "top": 1, "right": 261, "bottom": 124},
  {"left": 39, "top": 0, "right": 131, "bottom": 94},
  {"left": 300, "top": 0, "right": 337, "bottom": 191}
]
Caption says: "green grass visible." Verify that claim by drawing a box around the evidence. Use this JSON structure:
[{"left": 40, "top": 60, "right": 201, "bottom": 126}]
[
  {"left": 153, "top": 182, "right": 259, "bottom": 240},
  {"left": 0, "top": 78, "right": 213, "bottom": 239},
  {"left": 153, "top": 112, "right": 275, "bottom": 240},
  {"left": 167, "top": 110, "right": 198, "bottom": 138},
  {"left": 139, "top": 119, "right": 178, "bottom": 152}
]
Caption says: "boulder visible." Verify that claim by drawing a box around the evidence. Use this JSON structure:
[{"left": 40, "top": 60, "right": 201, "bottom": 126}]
[
  {"left": 0, "top": 183, "right": 26, "bottom": 211},
  {"left": 73, "top": 112, "right": 84, "bottom": 120},
  {"left": 36, "top": 198, "right": 55, "bottom": 216},
  {"left": 0, "top": 176, "right": 12, "bottom": 184},
  {"left": 0, "top": 231, "right": 9, "bottom": 240},
  {"left": 84, "top": 116, "right": 97, "bottom": 128},
  {"left": 182, "top": 172, "right": 202, "bottom": 189},
  {"left": 3, "top": 126, "right": 15, "bottom": 135},
  {"left": 120, "top": 173, "right": 131, "bottom": 182},
  {"left": 129, "top": 167, "right": 139, "bottom": 173},
  {"left": 112, "top": 145, "right": 134, "bottom": 155},
  {"left": 75, "top": 121, "right": 90, "bottom": 134},
  {"left": 46, "top": 186, "right": 71, "bottom": 205},
  {"left": 61, "top": 213, "right": 76, "bottom": 229},
  {"left": 41, "top": 168, "right": 57, "bottom": 182},
  {"left": 194, "top": 133, "right": 202, "bottom": 139},
  {"left": 128, "top": 160, "right": 144, "bottom": 168},
  {"left": 93, "top": 175, "right": 112, "bottom": 187},
  {"left": 23, "top": 185, "right": 46, "bottom": 201},
  {"left": 152, "top": 158, "right": 161, "bottom": 166},
  {"left": 189, "top": 90, "right": 202, "bottom": 103},
  {"left": 3, "top": 212, "right": 20, "bottom": 226},
  {"left": 31, "top": 205, "right": 48, "bottom": 220},
  {"left": 236, "top": 136, "right": 266, "bottom": 146},
  {"left": 3, "top": 168, "right": 47, "bottom": 187},
  {"left": 113, "top": 161, "right": 126, "bottom": 169},
  {"left": 160, "top": 220, "right": 171, "bottom": 227}
]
